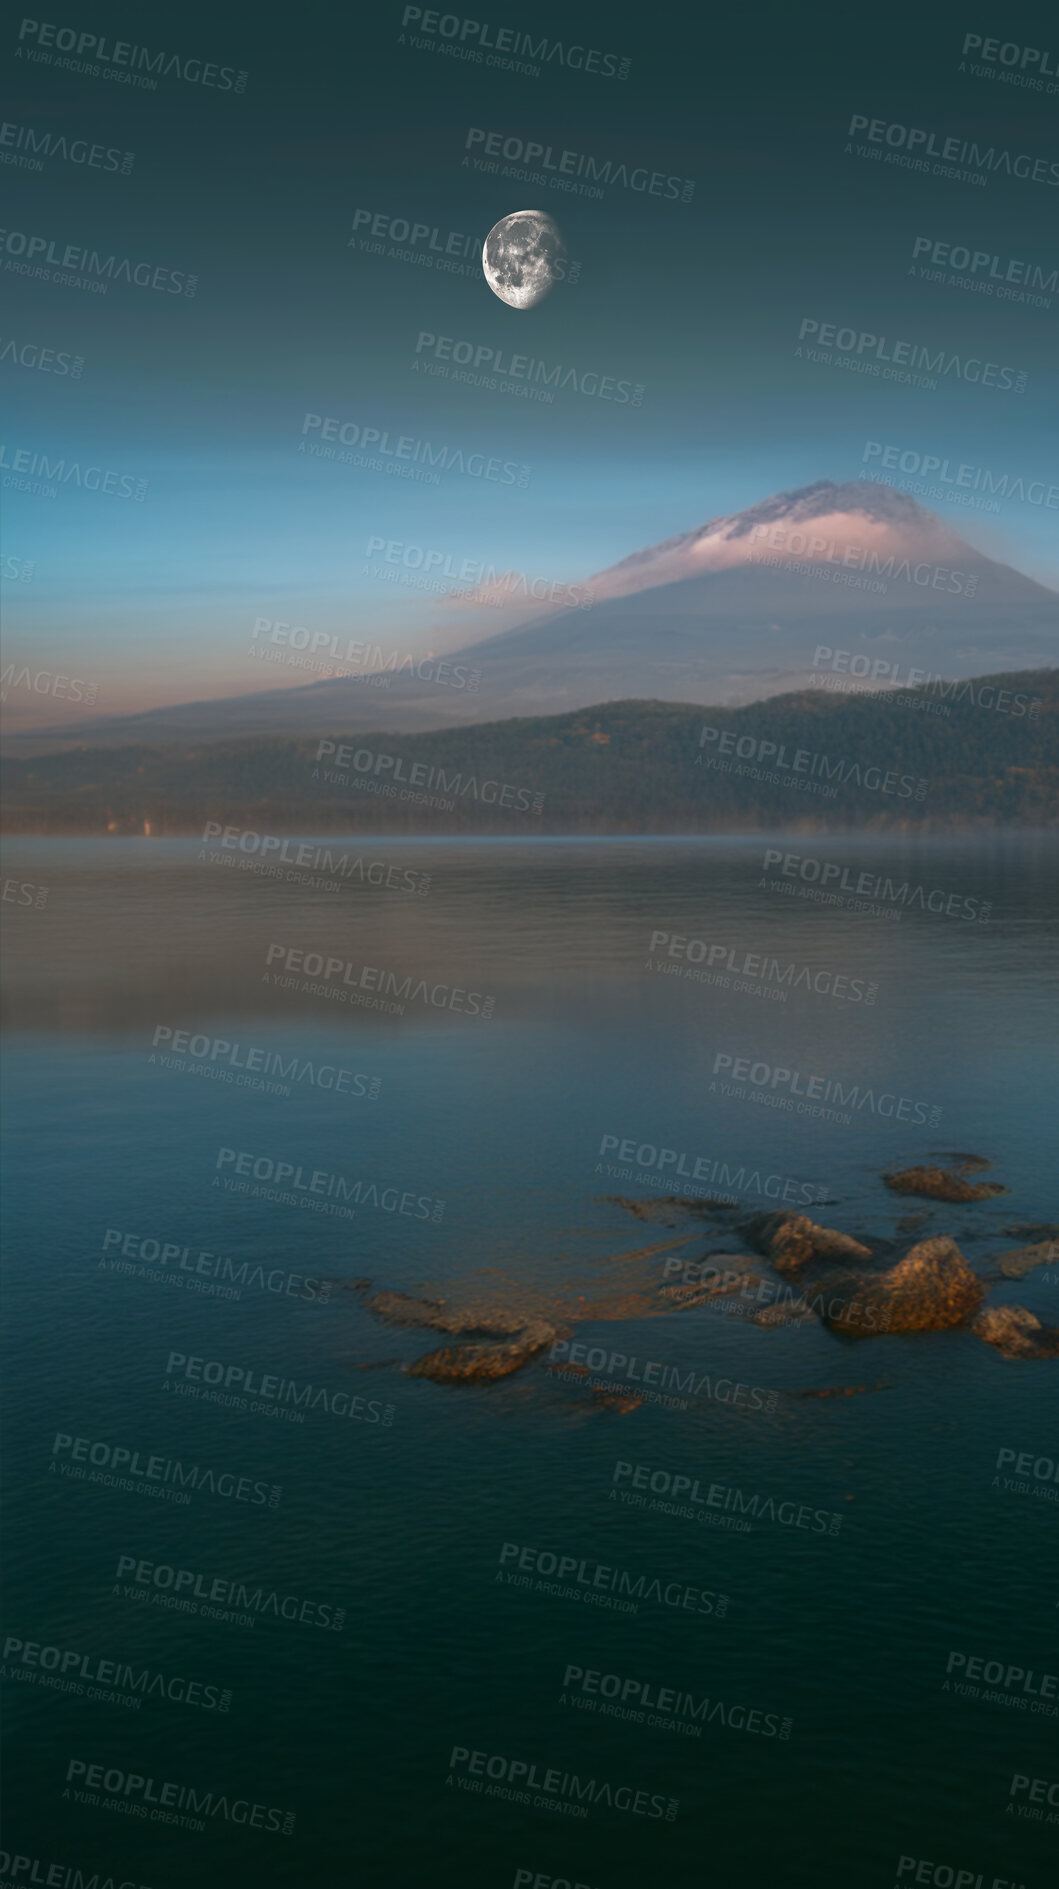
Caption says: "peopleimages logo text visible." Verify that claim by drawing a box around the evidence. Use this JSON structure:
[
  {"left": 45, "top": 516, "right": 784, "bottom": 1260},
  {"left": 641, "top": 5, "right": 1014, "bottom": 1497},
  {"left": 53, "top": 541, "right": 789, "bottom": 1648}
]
[
  {"left": 163, "top": 1352, "right": 394, "bottom": 1427},
  {"left": 115, "top": 1552, "right": 346, "bottom": 1629},
  {"left": 51, "top": 1431, "right": 279, "bottom": 1497},
  {"left": 863, "top": 440, "right": 1058, "bottom": 508},
  {"left": 150, "top": 1025, "right": 380, "bottom": 1099},
  {"left": 401, "top": 11, "right": 630, "bottom": 80},
  {"left": 214, "top": 1147, "right": 445, "bottom": 1222},
  {"left": 463, "top": 127, "right": 691, "bottom": 198},
  {"left": 300, "top": 412, "right": 530, "bottom": 486},
  {"left": 414, "top": 331, "right": 644, "bottom": 404},
  {"left": 646, "top": 928, "right": 877, "bottom": 1004},
  {"left": 760, "top": 848, "right": 992, "bottom": 923},
  {"left": 596, "top": 1135, "right": 827, "bottom": 1206},
  {"left": 100, "top": 1225, "right": 331, "bottom": 1300},
  {"left": 447, "top": 1744, "right": 678, "bottom": 1820},
  {"left": 63, "top": 1759, "right": 292, "bottom": 1833},
  {"left": 0, "top": 227, "right": 196, "bottom": 293},
  {"left": 911, "top": 235, "right": 1057, "bottom": 296},
  {"left": 0, "top": 335, "right": 84, "bottom": 375},
  {"left": 3, "top": 1631, "right": 231, "bottom": 1711},
  {"left": 0, "top": 117, "right": 133, "bottom": 170},
  {"left": 698, "top": 725, "right": 928, "bottom": 800},
  {"left": 0, "top": 443, "right": 146, "bottom": 499},
  {"left": 16, "top": 20, "right": 248, "bottom": 91},
  {"left": 0, "top": 1856, "right": 152, "bottom": 1889},
  {"left": 847, "top": 112, "right": 1059, "bottom": 185},
  {"left": 797, "top": 318, "right": 1026, "bottom": 390},
  {"left": 712, "top": 1052, "right": 941, "bottom": 1126},
  {"left": 961, "top": 32, "right": 1059, "bottom": 76},
  {"left": 561, "top": 1662, "right": 792, "bottom": 1740},
  {"left": 497, "top": 1539, "right": 728, "bottom": 1618},
  {"left": 314, "top": 739, "right": 543, "bottom": 813},
  {"left": 612, "top": 1460, "right": 843, "bottom": 1534}
]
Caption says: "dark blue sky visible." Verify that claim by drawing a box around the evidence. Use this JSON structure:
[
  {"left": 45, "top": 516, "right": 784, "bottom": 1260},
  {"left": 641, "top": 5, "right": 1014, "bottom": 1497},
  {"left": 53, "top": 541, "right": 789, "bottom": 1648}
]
[{"left": 3, "top": 0, "right": 1058, "bottom": 719}]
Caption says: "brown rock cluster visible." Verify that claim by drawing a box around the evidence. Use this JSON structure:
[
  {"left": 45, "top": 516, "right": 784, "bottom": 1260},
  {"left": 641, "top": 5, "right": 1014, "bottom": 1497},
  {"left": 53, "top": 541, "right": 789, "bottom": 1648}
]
[
  {"left": 343, "top": 1159, "right": 1052, "bottom": 1388},
  {"left": 406, "top": 1319, "right": 559, "bottom": 1383},
  {"left": 991, "top": 1239, "right": 1059, "bottom": 1280},
  {"left": 818, "top": 1237, "right": 985, "bottom": 1337},
  {"left": 974, "top": 1306, "right": 1059, "bottom": 1360},
  {"left": 738, "top": 1214, "right": 984, "bottom": 1338},
  {"left": 883, "top": 1164, "right": 1007, "bottom": 1203},
  {"left": 360, "top": 1288, "right": 562, "bottom": 1382},
  {"left": 740, "top": 1211, "right": 872, "bottom": 1276}
]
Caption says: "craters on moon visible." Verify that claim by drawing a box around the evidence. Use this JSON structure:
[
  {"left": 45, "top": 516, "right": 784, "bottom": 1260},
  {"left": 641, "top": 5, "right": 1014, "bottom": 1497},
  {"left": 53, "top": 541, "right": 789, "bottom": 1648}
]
[{"left": 482, "top": 209, "right": 566, "bottom": 308}]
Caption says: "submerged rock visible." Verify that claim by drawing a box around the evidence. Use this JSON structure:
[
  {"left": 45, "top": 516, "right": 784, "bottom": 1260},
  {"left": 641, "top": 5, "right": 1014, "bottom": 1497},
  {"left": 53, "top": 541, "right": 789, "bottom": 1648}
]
[
  {"left": 991, "top": 1239, "right": 1059, "bottom": 1280},
  {"left": 364, "top": 1290, "right": 538, "bottom": 1337},
  {"left": 751, "top": 1301, "right": 817, "bottom": 1328},
  {"left": 591, "top": 1389, "right": 644, "bottom": 1414},
  {"left": 658, "top": 1263, "right": 760, "bottom": 1311},
  {"left": 883, "top": 1165, "right": 1007, "bottom": 1203},
  {"left": 361, "top": 1288, "right": 561, "bottom": 1383},
  {"left": 407, "top": 1320, "right": 558, "bottom": 1383},
  {"left": 602, "top": 1194, "right": 732, "bottom": 1222},
  {"left": 364, "top": 1289, "right": 461, "bottom": 1330},
  {"left": 974, "top": 1306, "right": 1059, "bottom": 1360},
  {"left": 739, "top": 1211, "right": 872, "bottom": 1276},
  {"left": 786, "top": 1382, "right": 890, "bottom": 1398},
  {"left": 896, "top": 1213, "right": 930, "bottom": 1234},
  {"left": 545, "top": 1360, "right": 644, "bottom": 1415}
]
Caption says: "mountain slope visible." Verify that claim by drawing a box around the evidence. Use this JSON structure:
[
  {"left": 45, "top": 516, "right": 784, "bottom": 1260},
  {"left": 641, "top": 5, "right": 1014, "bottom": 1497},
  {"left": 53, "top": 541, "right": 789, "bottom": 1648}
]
[{"left": 10, "top": 481, "right": 1059, "bottom": 752}]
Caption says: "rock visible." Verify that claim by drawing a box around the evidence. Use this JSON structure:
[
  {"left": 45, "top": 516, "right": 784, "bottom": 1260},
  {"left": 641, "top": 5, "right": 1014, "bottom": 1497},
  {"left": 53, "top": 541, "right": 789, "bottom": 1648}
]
[
  {"left": 362, "top": 1290, "right": 461, "bottom": 1331},
  {"left": 751, "top": 1302, "right": 817, "bottom": 1327},
  {"left": 818, "top": 1237, "right": 984, "bottom": 1337},
  {"left": 992, "top": 1239, "right": 1059, "bottom": 1280},
  {"left": 591, "top": 1390, "right": 644, "bottom": 1414},
  {"left": 407, "top": 1319, "right": 558, "bottom": 1383},
  {"left": 365, "top": 1290, "right": 522, "bottom": 1335},
  {"left": 546, "top": 1361, "right": 643, "bottom": 1413},
  {"left": 658, "top": 1265, "right": 758, "bottom": 1311},
  {"left": 363, "top": 1290, "right": 561, "bottom": 1384},
  {"left": 740, "top": 1211, "right": 872, "bottom": 1277},
  {"left": 883, "top": 1165, "right": 1006, "bottom": 1203},
  {"left": 1003, "top": 1223, "right": 1059, "bottom": 1241},
  {"left": 974, "top": 1306, "right": 1059, "bottom": 1360},
  {"left": 785, "top": 1382, "right": 890, "bottom": 1398},
  {"left": 602, "top": 1194, "right": 732, "bottom": 1222}
]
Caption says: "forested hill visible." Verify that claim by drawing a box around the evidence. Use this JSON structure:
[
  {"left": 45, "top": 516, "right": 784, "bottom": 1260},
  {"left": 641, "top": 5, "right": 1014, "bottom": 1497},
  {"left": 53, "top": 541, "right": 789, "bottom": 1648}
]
[{"left": 3, "top": 670, "right": 1057, "bottom": 835}]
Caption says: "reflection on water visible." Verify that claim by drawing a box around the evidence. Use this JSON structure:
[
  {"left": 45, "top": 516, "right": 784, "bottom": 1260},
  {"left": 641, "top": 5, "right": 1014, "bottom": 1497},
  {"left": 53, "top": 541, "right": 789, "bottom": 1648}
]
[
  {"left": 3, "top": 831, "right": 1057, "bottom": 1038},
  {"left": 2, "top": 833, "right": 1057, "bottom": 1889}
]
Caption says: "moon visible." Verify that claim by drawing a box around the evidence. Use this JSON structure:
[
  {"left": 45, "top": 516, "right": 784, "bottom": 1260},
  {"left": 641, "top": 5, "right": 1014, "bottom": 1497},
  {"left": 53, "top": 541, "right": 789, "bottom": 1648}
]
[{"left": 482, "top": 210, "right": 566, "bottom": 309}]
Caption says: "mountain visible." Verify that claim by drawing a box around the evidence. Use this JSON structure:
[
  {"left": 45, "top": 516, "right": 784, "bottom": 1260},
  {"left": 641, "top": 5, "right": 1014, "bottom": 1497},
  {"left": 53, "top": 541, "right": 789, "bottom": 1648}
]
[
  {"left": 3, "top": 669, "right": 1057, "bottom": 836},
  {"left": 9, "top": 481, "right": 1059, "bottom": 753}
]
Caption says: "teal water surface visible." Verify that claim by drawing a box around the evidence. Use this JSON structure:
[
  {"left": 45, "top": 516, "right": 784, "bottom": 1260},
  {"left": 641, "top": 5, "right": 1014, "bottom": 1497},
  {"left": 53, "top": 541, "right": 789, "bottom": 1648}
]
[{"left": 2, "top": 834, "right": 1057, "bottom": 1889}]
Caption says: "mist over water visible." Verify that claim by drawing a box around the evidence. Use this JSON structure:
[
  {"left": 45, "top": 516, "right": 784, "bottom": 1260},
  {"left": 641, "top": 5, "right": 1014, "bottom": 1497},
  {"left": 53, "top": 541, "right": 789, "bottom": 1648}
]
[{"left": 3, "top": 834, "right": 1057, "bottom": 1886}]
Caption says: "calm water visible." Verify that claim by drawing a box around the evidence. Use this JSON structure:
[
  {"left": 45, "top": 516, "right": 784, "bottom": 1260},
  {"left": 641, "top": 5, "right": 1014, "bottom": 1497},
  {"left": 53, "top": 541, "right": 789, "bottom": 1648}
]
[{"left": 2, "top": 834, "right": 1057, "bottom": 1889}]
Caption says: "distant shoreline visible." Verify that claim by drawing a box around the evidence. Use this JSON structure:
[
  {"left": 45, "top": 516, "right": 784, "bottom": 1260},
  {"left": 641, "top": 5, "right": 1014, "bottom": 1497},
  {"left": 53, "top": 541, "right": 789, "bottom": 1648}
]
[{"left": 3, "top": 675, "right": 1057, "bottom": 836}]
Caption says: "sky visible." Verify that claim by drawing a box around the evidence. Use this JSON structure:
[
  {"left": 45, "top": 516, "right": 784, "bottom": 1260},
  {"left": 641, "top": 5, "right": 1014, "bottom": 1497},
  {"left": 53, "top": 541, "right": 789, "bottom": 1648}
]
[{"left": 2, "top": 0, "right": 1058, "bottom": 725}]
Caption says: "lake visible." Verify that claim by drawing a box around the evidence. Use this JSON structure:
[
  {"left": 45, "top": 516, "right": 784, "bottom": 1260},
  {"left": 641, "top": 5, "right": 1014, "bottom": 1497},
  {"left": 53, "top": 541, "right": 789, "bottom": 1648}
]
[{"left": 2, "top": 832, "right": 1057, "bottom": 1889}]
